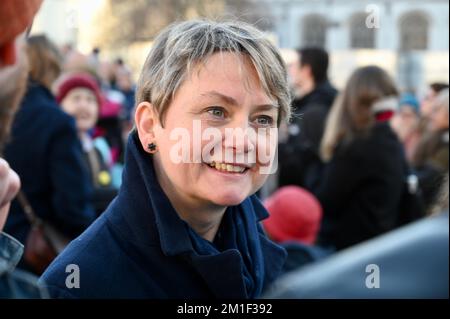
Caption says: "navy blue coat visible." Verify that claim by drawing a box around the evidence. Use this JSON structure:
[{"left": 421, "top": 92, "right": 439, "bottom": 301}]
[
  {"left": 40, "top": 132, "right": 287, "bottom": 298},
  {"left": 4, "top": 82, "right": 96, "bottom": 246}
]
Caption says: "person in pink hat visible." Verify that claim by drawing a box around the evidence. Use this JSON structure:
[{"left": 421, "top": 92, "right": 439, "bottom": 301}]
[{"left": 56, "top": 73, "right": 119, "bottom": 214}]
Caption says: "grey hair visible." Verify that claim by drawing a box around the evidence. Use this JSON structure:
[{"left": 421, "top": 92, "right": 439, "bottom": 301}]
[{"left": 136, "top": 19, "right": 291, "bottom": 126}]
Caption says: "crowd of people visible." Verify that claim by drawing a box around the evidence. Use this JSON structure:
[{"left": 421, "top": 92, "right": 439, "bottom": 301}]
[
  {"left": 271, "top": 47, "right": 448, "bottom": 257},
  {"left": 0, "top": 0, "right": 448, "bottom": 299}
]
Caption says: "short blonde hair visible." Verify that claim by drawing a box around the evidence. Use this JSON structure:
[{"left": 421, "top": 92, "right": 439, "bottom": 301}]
[{"left": 136, "top": 19, "right": 291, "bottom": 126}]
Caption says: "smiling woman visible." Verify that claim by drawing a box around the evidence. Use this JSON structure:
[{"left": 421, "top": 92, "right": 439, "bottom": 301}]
[{"left": 40, "top": 19, "right": 291, "bottom": 299}]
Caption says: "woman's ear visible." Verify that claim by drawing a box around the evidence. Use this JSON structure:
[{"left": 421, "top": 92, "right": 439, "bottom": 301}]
[{"left": 135, "top": 101, "right": 159, "bottom": 153}]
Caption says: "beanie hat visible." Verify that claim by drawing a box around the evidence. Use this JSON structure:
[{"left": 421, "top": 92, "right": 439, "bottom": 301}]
[
  {"left": 56, "top": 73, "right": 102, "bottom": 107},
  {"left": 399, "top": 93, "right": 420, "bottom": 114},
  {"left": 372, "top": 96, "right": 398, "bottom": 122},
  {"left": 0, "top": 0, "right": 42, "bottom": 46},
  {"left": 263, "top": 186, "right": 322, "bottom": 245}
]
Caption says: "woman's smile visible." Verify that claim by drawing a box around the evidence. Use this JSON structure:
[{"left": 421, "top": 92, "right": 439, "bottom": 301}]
[{"left": 203, "top": 160, "right": 251, "bottom": 176}]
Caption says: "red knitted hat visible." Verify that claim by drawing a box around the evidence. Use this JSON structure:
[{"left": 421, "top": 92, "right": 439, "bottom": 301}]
[
  {"left": 263, "top": 186, "right": 322, "bottom": 245},
  {"left": 56, "top": 73, "right": 102, "bottom": 107}
]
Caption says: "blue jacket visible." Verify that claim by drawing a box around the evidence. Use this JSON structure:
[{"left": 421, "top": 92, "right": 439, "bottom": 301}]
[
  {"left": 4, "top": 81, "right": 96, "bottom": 247},
  {"left": 40, "top": 132, "right": 287, "bottom": 298},
  {"left": 0, "top": 232, "right": 47, "bottom": 298}
]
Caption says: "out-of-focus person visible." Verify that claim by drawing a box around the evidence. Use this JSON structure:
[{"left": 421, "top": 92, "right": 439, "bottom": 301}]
[
  {"left": 420, "top": 82, "right": 449, "bottom": 119},
  {"left": 0, "top": 0, "right": 48, "bottom": 298},
  {"left": 278, "top": 47, "right": 338, "bottom": 191},
  {"left": 113, "top": 62, "right": 136, "bottom": 128},
  {"left": 56, "top": 73, "right": 118, "bottom": 214},
  {"left": 262, "top": 186, "right": 331, "bottom": 273},
  {"left": 391, "top": 93, "right": 422, "bottom": 162},
  {"left": 316, "top": 66, "right": 407, "bottom": 251},
  {"left": 3, "top": 35, "right": 96, "bottom": 275},
  {"left": 411, "top": 89, "right": 449, "bottom": 211}
]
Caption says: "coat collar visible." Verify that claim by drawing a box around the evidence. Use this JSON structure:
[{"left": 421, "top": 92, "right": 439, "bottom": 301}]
[{"left": 109, "top": 131, "right": 193, "bottom": 256}]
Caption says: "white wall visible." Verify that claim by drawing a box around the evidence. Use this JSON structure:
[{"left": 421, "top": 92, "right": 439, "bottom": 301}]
[{"left": 269, "top": 0, "right": 449, "bottom": 91}]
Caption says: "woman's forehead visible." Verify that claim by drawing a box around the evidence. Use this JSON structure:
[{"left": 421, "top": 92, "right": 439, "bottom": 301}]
[{"left": 183, "top": 52, "right": 275, "bottom": 103}]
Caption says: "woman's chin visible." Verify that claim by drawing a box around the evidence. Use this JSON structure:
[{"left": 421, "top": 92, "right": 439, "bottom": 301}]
[{"left": 208, "top": 191, "right": 248, "bottom": 207}]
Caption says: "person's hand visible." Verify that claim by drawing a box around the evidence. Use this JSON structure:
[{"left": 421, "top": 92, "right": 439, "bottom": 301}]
[{"left": 0, "top": 157, "right": 20, "bottom": 231}]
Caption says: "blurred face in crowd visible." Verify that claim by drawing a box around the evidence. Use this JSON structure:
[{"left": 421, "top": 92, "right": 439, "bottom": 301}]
[
  {"left": 290, "top": 54, "right": 302, "bottom": 88},
  {"left": 421, "top": 88, "right": 439, "bottom": 117},
  {"left": 116, "top": 67, "right": 133, "bottom": 91},
  {"left": 291, "top": 54, "right": 313, "bottom": 96},
  {"left": 399, "top": 105, "right": 419, "bottom": 127},
  {"left": 136, "top": 53, "right": 278, "bottom": 209},
  {"left": 430, "top": 104, "right": 449, "bottom": 131},
  {"left": 61, "top": 88, "right": 99, "bottom": 133},
  {"left": 391, "top": 104, "right": 420, "bottom": 140}
]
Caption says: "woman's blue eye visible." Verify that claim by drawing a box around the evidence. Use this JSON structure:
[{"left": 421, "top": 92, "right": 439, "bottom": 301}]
[
  {"left": 207, "top": 107, "right": 225, "bottom": 118},
  {"left": 255, "top": 115, "right": 274, "bottom": 126}
]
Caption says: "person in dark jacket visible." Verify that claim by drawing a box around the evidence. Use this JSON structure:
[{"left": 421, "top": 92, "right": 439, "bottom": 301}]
[
  {"left": 40, "top": 20, "right": 289, "bottom": 299},
  {"left": 0, "top": 0, "right": 49, "bottom": 298},
  {"left": 316, "top": 66, "right": 406, "bottom": 250},
  {"left": 3, "top": 36, "right": 97, "bottom": 273},
  {"left": 278, "top": 48, "right": 338, "bottom": 191}
]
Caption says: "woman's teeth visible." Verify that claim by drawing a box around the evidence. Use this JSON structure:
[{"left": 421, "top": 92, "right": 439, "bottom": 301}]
[{"left": 208, "top": 161, "right": 246, "bottom": 173}]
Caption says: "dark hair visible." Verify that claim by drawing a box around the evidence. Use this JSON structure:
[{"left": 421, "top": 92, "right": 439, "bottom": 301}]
[
  {"left": 430, "top": 82, "right": 449, "bottom": 94},
  {"left": 297, "top": 47, "right": 329, "bottom": 84}
]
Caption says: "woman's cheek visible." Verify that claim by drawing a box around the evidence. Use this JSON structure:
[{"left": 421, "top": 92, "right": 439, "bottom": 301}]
[{"left": 255, "top": 129, "right": 278, "bottom": 175}]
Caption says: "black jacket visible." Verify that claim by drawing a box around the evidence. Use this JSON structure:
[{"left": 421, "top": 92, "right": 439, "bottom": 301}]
[
  {"left": 315, "top": 122, "right": 405, "bottom": 250},
  {"left": 278, "top": 81, "right": 337, "bottom": 190},
  {"left": 292, "top": 80, "right": 338, "bottom": 115},
  {"left": 0, "top": 232, "right": 48, "bottom": 298}
]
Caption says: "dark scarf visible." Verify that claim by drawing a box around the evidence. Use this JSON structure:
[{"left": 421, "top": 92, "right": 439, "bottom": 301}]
[{"left": 188, "top": 202, "right": 265, "bottom": 298}]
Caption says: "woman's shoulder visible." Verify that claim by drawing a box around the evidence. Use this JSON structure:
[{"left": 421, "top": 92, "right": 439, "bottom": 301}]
[
  {"left": 39, "top": 214, "right": 117, "bottom": 296},
  {"left": 345, "top": 123, "right": 402, "bottom": 157},
  {"left": 22, "top": 87, "right": 75, "bottom": 130}
]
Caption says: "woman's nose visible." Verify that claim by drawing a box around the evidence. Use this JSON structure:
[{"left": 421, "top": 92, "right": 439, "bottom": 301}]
[{"left": 222, "top": 121, "right": 256, "bottom": 154}]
